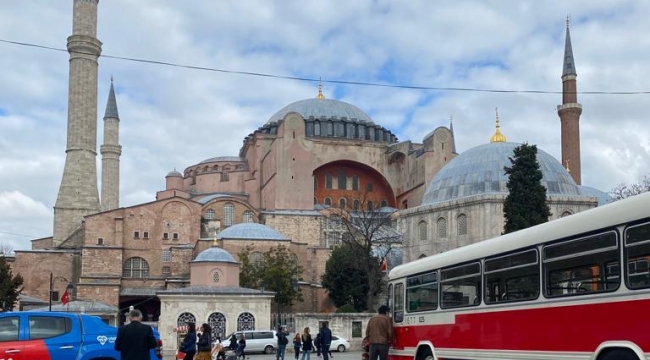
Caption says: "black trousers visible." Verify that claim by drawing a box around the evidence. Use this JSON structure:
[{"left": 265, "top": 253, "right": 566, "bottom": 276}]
[{"left": 369, "top": 344, "right": 389, "bottom": 360}]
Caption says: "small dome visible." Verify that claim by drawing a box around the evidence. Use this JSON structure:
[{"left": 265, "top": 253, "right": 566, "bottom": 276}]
[
  {"left": 166, "top": 169, "right": 182, "bottom": 177},
  {"left": 267, "top": 98, "right": 374, "bottom": 125},
  {"left": 194, "top": 246, "right": 238, "bottom": 263},
  {"left": 217, "top": 223, "right": 286, "bottom": 240},
  {"left": 423, "top": 142, "right": 580, "bottom": 205}
]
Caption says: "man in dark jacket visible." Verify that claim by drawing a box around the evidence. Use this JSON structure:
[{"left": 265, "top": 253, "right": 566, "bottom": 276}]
[
  {"left": 114, "top": 309, "right": 157, "bottom": 360},
  {"left": 318, "top": 322, "right": 332, "bottom": 360}
]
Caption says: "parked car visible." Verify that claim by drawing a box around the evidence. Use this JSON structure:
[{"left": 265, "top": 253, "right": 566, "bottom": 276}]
[
  {"left": 0, "top": 311, "right": 163, "bottom": 360},
  {"left": 330, "top": 335, "right": 350, "bottom": 352},
  {"left": 226, "top": 330, "right": 277, "bottom": 354}
]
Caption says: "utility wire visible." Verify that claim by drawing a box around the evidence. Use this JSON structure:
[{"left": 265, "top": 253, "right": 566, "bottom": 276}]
[
  {"left": 3, "top": 38, "right": 650, "bottom": 96},
  {"left": 0, "top": 231, "right": 47, "bottom": 239}
]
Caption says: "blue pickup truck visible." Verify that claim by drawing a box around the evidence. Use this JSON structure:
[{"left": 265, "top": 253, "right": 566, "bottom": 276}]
[{"left": 0, "top": 311, "right": 162, "bottom": 360}]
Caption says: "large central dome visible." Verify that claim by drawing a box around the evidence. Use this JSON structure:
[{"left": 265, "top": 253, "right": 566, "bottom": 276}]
[
  {"left": 267, "top": 98, "right": 374, "bottom": 124},
  {"left": 422, "top": 142, "right": 580, "bottom": 205}
]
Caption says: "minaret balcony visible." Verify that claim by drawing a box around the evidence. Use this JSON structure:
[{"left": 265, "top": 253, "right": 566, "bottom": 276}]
[{"left": 556, "top": 103, "right": 582, "bottom": 111}]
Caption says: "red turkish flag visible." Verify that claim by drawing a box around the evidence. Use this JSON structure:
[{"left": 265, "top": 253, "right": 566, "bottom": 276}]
[
  {"left": 380, "top": 257, "right": 387, "bottom": 272},
  {"left": 61, "top": 289, "right": 70, "bottom": 305}
]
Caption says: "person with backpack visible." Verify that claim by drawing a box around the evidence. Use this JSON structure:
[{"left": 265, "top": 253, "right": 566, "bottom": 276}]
[{"left": 276, "top": 325, "right": 289, "bottom": 360}]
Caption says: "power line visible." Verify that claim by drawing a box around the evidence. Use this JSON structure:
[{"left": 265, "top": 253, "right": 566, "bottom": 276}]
[
  {"left": 0, "top": 231, "right": 47, "bottom": 239},
  {"left": 2, "top": 38, "right": 650, "bottom": 96}
]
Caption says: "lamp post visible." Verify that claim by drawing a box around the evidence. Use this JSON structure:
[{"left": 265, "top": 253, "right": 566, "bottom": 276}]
[{"left": 49, "top": 272, "right": 73, "bottom": 311}]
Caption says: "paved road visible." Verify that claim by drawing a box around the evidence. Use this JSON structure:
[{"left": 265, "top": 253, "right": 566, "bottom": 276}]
[{"left": 165, "top": 350, "right": 363, "bottom": 360}]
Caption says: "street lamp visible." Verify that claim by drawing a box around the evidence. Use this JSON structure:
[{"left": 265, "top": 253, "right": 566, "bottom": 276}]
[{"left": 49, "top": 272, "right": 73, "bottom": 311}]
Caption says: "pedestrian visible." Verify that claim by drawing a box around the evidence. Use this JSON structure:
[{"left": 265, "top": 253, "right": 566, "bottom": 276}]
[
  {"left": 114, "top": 309, "right": 158, "bottom": 360},
  {"left": 237, "top": 333, "right": 247, "bottom": 360},
  {"left": 300, "top": 327, "right": 314, "bottom": 360},
  {"left": 196, "top": 323, "right": 213, "bottom": 360},
  {"left": 293, "top": 332, "right": 302, "bottom": 360},
  {"left": 318, "top": 323, "right": 332, "bottom": 360},
  {"left": 365, "top": 305, "right": 393, "bottom": 360},
  {"left": 229, "top": 334, "right": 238, "bottom": 351},
  {"left": 179, "top": 322, "right": 197, "bottom": 360},
  {"left": 276, "top": 325, "right": 290, "bottom": 360}
]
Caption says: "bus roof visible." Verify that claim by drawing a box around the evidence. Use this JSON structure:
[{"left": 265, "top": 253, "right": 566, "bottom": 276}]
[{"left": 389, "top": 192, "right": 650, "bottom": 280}]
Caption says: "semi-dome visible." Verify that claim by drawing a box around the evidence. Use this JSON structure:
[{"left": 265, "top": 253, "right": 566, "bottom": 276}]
[
  {"left": 193, "top": 246, "right": 238, "bottom": 263},
  {"left": 267, "top": 98, "right": 374, "bottom": 125},
  {"left": 422, "top": 142, "right": 580, "bottom": 205},
  {"left": 217, "top": 223, "right": 286, "bottom": 240}
]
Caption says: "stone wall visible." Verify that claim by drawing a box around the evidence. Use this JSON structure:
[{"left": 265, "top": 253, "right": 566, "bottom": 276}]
[{"left": 294, "top": 313, "right": 375, "bottom": 351}]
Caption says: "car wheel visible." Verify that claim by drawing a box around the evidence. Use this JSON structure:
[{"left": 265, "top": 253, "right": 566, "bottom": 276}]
[
  {"left": 337, "top": 345, "right": 345, "bottom": 352},
  {"left": 265, "top": 345, "right": 276, "bottom": 354}
]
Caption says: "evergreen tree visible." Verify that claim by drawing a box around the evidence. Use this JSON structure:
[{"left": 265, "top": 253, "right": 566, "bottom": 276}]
[
  {"left": 503, "top": 143, "right": 551, "bottom": 234},
  {"left": 0, "top": 256, "right": 23, "bottom": 311}
]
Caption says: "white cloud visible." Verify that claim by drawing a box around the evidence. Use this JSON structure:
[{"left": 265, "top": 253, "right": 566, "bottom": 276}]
[{"left": 1, "top": 0, "right": 650, "bottom": 250}]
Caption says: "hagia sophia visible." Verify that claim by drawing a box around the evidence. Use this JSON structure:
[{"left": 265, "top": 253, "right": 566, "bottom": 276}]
[{"left": 8, "top": 0, "right": 613, "bottom": 339}]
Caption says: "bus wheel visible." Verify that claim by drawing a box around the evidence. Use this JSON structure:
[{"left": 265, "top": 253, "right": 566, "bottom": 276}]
[
  {"left": 417, "top": 348, "right": 434, "bottom": 360},
  {"left": 601, "top": 349, "right": 638, "bottom": 360}
]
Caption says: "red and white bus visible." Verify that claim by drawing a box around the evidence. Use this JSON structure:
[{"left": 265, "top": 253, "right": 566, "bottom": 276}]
[{"left": 387, "top": 192, "right": 650, "bottom": 360}]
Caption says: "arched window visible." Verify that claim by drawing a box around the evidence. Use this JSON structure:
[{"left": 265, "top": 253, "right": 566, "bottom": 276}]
[
  {"left": 367, "top": 201, "right": 374, "bottom": 212},
  {"left": 437, "top": 217, "right": 447, "bottom": 239},
  {"left": 205, "top": 209, "right": 215, "bottom": 220},
  {"left": 236, "top": 164, "right": 244, "bottom": 170},
  {"left": 243, "top": 210, "right": 254, "bottom": 223},
  {"left": 123, "top": 257, "right": 149, "bottom": 278},
  {"left": 314, "top": 121, "right": 321, "bottom": 136},
  {"left": 177, "top": 312, "right": 196, "bottom": 328},
  {"left": 419, "top": 254, "right": 427, "bottom": 259},
  {"left": 237, "top": 312, "right": 255, "bottom": 331},
  {"left": 223, "top": 203, "right": 235, "bottom": 226},
  {"left": 352, "top": 175, "right": 359, "bottom": 190},
  {"left": 380, "top": 200, "right": 388, "bottom": 208},
  {"left": 353, "top": 200, "right": 360, "bottom": 211},
  {"left": 339, "top": 198, "right": 346, "bottom": 209},
  {"left": 250, "top": 252, "right": 264, "bottom": 268},
  {"left": 457, "top": 214, "right": 467, "bottom": 235},
  {"left": 212, "top": 270, "right": 221, "bottom": 283},
  {"left": 208, "top": 312, "right": 227, "bottom": 340},
  {"left": 324, "top": 197, "right": 332, "bottom": 206},
  {"left": 325, "top": 174, "right": 333, "bottom": 189},
  {"left": 561, "top": 210, "right": 572, "bottom": 217},
  {"left": 418, "top": 221, "right": 427, "bottom": 242},
  {"left": 314, "top": 197, "right": 318, "bottom": 205},
  {"left": 338, "top": 169, "right": 346, "bottom": 190}
]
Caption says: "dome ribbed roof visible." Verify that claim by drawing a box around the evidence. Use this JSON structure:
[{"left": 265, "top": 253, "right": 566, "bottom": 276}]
[
  {"left": 578, "top": 185, "right": 615, "bottom": 206},
  {"left": 267, "top": 98, "right": 374, "bottom": 124},
  {"left": 423, "top": 142, "right": 580, "bottom": 205},
  {"left": 217, "top": 223, "right": 286, "bottom": 240},
  {"left": 166, "top": 169, "right": 182, "bottom": 177},
  {"left": 194, "top": 246, "right": 238, "bottom": 263}
]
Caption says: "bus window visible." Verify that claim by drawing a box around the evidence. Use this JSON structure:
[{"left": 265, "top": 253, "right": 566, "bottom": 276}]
[
  {"left": 406, "top": 271, "right": 438, "bottom": 312},
  {"left": 625, "top": 222, "right": 650, "bottom": 289},
  {"left": 387, "top": 284, "right": 393, "bottom": 314},
  {"left": 441, "top": 262, "right": 481, "bottom": 308},
  {"left": 484, "top": 249, "right": 539, "bottom": 304},
  {"left": 543, "top": 231, "right": 619, "bottom": 297},
  {"left": 393, "top": 283, "right": 404, "bottom": 323}
]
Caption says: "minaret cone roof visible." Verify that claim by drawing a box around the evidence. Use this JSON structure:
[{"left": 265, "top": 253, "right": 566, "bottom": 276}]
[
  {"left": 562, "top": 16, "right": 577, "bottom": 77},
  {"left": 104, "top": 79, "right": 119, "bottom": 119}
]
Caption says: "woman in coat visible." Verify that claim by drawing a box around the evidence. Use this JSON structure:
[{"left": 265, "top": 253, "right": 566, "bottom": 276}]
[
  {"left": 180, "top": 322, "right": 197, "bottom": 360},
  {"left": 196, "top": 323, "right": 213, "bottom": 360},
  {"left": 293, "top": 332, "right": 302, "bottom": 360},
  {"left": 300, "top": 327, "right": 314, "bottom": 360}
]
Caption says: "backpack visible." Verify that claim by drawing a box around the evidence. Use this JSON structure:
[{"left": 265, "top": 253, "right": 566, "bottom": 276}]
[{"left": 279, "top": 333, "right": 289, "bottom": 345}]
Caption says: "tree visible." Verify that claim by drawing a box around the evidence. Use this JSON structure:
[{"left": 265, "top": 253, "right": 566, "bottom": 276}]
[
  {"left": 238, "top": 245, "right": 303, "bottom": 308},
  {"left": 0, "top": 243, "right": 13, "bottom": 256},
  {"left": 0, "top": 256, "right": 23, "bottom": 311},
  {"left": 323, "top": 189, "right": 399, "bottom": 311},
  {"left": 610, "top": 174, "right": 650, "bottom": 200},
  {"left": 322, "top": 241, "right": 376, "bottom": 312},
  {"left": 503, "top": 143, "right": 551, "bottom": 234}
]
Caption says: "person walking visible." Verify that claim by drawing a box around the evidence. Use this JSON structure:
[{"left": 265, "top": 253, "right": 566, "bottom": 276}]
[
  {"left": 114, "top": 309, "right": 158, "bottom": 360},
  {"left": 313, "top": 333, "right": 321, "bottom": 357},
  {"left": 179, "top": 322, "right": 197, "bottom": 360},
  {"left": 318, "top": 323, "right": 332, "bottom": 360},
  {"left": 196, "top": 323, "right": 213, "bottom": 360},
  {"left": 292, "top": 332, "right": 302, "bottom": 360},
  {"left": 237, "top": 333, "right": 247, "bottom": 360},
  {"left": 276, "top": 325, "right": 290, "bottom": 360},
  {"left": 300, "top": 327, "right": 314, "bottom": 360},
  {"left": 229, "top": 334, "right": 238, "bottom": 351},
  {"left": 365, "top": 305, "right": 393, "bottom": 360}
]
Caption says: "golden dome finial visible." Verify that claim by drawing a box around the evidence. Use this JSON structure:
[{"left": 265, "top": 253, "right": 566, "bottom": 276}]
[
  {"left": 565, "top": 159, "right": 571, "bottom": 173},
  {"left": 490, "top": 107, "right": 507, "bottom": 143},
  {"left": 317, "top": 77, "right": 325, "bottom": 99}
]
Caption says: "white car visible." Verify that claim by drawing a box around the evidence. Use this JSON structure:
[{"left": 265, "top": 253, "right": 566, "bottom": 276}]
[{"left": 330, "top": 335, "right": 350, "bottom": 352}]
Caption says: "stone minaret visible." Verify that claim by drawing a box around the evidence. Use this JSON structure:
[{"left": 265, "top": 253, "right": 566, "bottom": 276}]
[
  {"left": 557, "top": 17, "right": 582, "bottom": 185},
  {"left": 53, "top": 0, "right": 102, "bottom": 245},
  {"left": 100, "top": 79, "right": 121, "bottom": 211}
]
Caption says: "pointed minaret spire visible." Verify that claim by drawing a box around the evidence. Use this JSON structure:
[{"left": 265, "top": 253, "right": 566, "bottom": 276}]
[
  {"left": 449, "top": 115, "right": 457, "bottom": 153},
  {"left": 100, "top": 79, "right": 122, "bottom": 212},
  {"left": 563, "top": 15, "right": 577, "bottom": 77},
  {"left": 317, "top": 78, "right": 325, "bottom": 99},
  {"left": 490, "top": 107, "right": 507, "bottom": 143},
  {"left": 558, "top": 15, "right": 582, "bottom": 184}
]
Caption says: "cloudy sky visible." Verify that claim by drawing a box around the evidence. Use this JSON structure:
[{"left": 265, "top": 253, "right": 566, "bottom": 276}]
[{"left": 1, "top": 0, "right": 649, "bottom": 251}]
